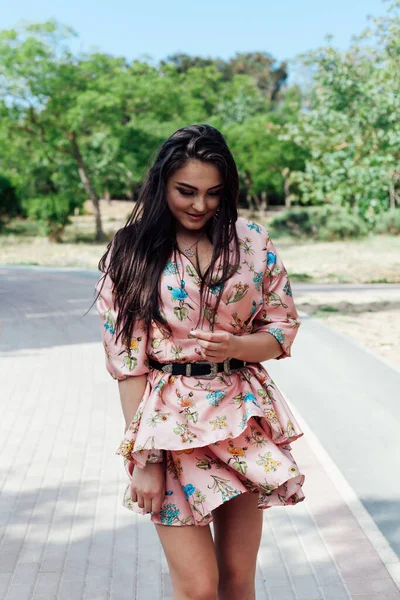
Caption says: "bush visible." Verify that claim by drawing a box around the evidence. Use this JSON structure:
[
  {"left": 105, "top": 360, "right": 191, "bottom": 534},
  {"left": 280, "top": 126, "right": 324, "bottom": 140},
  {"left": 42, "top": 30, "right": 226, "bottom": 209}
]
[
  {"left": 0, "top": 175, "right": 19, "bottom": 227},
  {"left": 21, "top": 194, "right": 80, "bottom": 242},
  {"left": 374, "top": 209, "right": 400, "bottom": 235},
  {"left": 269, "top": 205, "right": 369, "bottom": 240}
]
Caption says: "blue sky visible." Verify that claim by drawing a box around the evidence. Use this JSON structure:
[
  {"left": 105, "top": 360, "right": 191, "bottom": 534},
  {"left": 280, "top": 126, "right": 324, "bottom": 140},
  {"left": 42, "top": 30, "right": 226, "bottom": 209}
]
[{"left": 1, "top": 0, "right": 388, "bottom": 80}]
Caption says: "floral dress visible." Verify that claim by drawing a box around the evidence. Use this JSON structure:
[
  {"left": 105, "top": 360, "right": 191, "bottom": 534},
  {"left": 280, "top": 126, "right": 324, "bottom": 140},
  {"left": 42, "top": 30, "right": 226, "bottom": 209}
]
[{"left": 95, "top": 217, "right": 306, "bottom": 526}]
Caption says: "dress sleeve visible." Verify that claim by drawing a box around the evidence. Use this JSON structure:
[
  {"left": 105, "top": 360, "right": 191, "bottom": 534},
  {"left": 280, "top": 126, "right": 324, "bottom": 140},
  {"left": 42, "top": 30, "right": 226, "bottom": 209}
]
[
  {"left": 251, "top": 228, "right": 301, "bottom": 360},
  {"left": 95, "top": 247, "right": 150, "bottom": 380}
]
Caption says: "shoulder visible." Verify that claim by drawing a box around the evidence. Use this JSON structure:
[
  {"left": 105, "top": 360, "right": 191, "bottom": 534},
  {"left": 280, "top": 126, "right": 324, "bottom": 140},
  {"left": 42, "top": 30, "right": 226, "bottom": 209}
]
[{"left": 235, "top": 216, "right": 270, "bottom": 242}]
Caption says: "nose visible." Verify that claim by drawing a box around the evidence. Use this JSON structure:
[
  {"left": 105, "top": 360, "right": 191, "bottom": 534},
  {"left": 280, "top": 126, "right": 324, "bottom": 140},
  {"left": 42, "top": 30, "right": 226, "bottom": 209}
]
[{"left": 191, "top": 195, "right": 207, "bottom": 213}]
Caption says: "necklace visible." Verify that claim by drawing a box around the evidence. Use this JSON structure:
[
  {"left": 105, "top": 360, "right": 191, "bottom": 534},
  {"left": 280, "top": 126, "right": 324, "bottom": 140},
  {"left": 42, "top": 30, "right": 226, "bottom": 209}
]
[{"left": 177, "top": 231, "right": 206, "bottom": 258}]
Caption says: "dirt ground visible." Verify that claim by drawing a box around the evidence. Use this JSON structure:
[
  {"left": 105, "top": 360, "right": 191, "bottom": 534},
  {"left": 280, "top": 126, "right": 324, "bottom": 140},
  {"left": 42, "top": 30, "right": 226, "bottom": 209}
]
[{"left": 1, "top": 199, "right": 399, "bottom": 368}]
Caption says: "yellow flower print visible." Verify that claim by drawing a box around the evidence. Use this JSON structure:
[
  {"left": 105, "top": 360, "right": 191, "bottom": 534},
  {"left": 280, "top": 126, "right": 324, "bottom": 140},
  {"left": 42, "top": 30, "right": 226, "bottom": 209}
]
[
  {"left": 117, "top": 438, "right": 135, "bottom": 459},
  {"left": 286, "top": 420, "right": 296, "bottom": 437},
  {"left": 226, "top": 441, "right": 248, "bottom": 475},
  {"left": 256, "top": 451, "right": 282, "bottom": 473},
  {"left": 264, "top": 408, "right": 279, "bottom": 425},
  {"left": 209, "top": 416, "right": 228, "bottom": 430},
  {"left": 122, "top": 335, "right": 142, "bottom": 352}
]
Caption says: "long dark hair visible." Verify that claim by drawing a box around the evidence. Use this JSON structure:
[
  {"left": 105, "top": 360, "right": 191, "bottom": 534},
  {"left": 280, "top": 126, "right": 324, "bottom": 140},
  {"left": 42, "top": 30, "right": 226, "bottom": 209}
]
[{"left": 94, "top": 123, "right": 241, "bottom": 348}]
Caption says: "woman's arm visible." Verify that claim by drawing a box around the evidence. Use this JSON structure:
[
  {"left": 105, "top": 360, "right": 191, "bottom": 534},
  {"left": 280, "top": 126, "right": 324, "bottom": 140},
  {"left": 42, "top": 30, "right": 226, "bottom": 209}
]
[
  {"left": 190, "top": 329, "right": 282, "bottom": 364},
  {"left": 230, "top": 330, "right": 282, "bottom": 363},
  {"left": 191, "top": 227, "right": 301, "bottom": 364},
  {"left": 118, "top": 374, "right": 148, "bottom": 433}
]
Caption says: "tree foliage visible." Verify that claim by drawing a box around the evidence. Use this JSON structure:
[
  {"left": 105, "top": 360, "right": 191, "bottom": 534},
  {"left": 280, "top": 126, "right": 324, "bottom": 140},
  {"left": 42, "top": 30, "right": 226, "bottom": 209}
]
[
  {"left": 1, "top": 3, "right": 399, "bottom": 241},
  {"left": 280, "top": 1, "right": 400, "bottom": 222}
]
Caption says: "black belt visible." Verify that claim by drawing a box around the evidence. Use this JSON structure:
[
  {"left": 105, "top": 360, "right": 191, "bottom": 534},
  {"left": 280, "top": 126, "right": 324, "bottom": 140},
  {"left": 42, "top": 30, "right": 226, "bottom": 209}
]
[{"left": 148, "top": 357, "right": 247, "bottom": 379}]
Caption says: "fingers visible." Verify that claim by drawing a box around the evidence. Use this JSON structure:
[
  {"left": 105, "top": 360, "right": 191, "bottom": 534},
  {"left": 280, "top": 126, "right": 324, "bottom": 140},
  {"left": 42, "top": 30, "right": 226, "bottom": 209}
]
[
  {"left": 196, "top": 338, "right": 228, "bottom": 360},
  {"left": 191, "top": 330, "right": 228, "bottom": 342},
  {"left": 131, "top": 486, "right": 164, "bottom": 515},
  {"left": 151, "top": 488, "right": 165, "bottom": 516},
  {"left": 197, "top": 339, "right": 221, "bottom": 351},
  {"left": 144, "top": 496, "right": 153, "bottom": 514},
  {"left": 190, "top": 329, "right": 214, "bottom": 340},
  {"left": 150, "top": 489, "right": 166, "bottom": 515},
  {"left": 135, "top": 492, "right": 149, "bottom": 512}
]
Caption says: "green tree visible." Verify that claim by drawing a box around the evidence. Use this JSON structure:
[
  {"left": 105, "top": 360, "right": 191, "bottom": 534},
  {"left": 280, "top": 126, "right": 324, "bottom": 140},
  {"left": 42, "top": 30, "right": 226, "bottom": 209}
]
[
  {"left": 0, "top": 20, "right": 135, "bottom": 240},
  {"left": 280, "top": 1, "right": 400, "bottom": 223}
]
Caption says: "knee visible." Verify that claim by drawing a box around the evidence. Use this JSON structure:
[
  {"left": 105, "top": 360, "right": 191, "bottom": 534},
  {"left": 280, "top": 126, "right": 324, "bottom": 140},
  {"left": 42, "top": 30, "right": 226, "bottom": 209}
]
[
  {"left": 175, "top": 572, "right": 219, "bottom": 600},
  {"left": 218, "top": 567, "right": 255, "bottom": 599}
]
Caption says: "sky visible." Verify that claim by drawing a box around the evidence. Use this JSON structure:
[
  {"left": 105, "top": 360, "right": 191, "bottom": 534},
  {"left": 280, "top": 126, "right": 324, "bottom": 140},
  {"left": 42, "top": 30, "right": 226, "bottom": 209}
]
[{"left": 1, "top": 0, "right": 389, "bottom": 82}]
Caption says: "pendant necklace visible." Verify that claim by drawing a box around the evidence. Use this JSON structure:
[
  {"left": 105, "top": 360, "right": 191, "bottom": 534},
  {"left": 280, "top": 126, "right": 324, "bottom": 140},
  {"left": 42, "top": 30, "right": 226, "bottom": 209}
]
[{"left": 177, "top": 231, "right": 205, "bottom": 258}]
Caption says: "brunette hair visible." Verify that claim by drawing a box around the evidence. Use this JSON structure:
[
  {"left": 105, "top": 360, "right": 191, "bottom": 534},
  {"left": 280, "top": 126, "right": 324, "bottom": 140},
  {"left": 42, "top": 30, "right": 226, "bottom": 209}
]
[{"left": 93, "top": 123, "right": 241, "bottom": 347}]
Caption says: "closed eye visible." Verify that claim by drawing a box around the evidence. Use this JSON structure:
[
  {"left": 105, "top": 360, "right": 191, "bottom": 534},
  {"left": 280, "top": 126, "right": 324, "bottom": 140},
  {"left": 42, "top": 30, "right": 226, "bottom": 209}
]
[{"left": 177, "top": 188, "right": 221, "bottom": 196}]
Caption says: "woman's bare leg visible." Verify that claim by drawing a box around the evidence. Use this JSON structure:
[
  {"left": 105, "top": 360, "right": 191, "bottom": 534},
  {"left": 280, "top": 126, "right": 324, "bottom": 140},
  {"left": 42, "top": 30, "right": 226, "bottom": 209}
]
[
  {"left": 212, "top": 491, "right": 263, "bottom": 600},
  {"left": 155, "top": 522, "right": 219, "bottom": 600}
]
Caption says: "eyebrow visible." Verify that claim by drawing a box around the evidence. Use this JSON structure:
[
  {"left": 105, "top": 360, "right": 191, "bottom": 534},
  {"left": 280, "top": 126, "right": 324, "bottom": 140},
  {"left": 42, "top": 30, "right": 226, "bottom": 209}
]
[{"left": 175, "top": 181, "right": 224, "bottom": 191}]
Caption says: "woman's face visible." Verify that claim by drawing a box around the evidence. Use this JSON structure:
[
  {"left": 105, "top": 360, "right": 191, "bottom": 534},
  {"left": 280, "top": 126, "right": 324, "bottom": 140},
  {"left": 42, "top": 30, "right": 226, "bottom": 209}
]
[{"left": 166, "top": 159, "right": 223, "bottom": 233}]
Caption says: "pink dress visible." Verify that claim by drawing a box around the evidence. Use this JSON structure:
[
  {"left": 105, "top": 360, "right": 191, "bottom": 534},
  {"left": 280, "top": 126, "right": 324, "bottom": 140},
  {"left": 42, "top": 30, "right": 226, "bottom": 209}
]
[{"left": 95, "top": 217, "right": 306, "bottom": 526}]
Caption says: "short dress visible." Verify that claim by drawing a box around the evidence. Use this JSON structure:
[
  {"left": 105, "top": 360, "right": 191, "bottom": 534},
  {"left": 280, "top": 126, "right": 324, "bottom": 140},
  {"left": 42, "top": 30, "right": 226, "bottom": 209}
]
[{"left": 95, "top": 216, "right": 306, "bottom": 526}]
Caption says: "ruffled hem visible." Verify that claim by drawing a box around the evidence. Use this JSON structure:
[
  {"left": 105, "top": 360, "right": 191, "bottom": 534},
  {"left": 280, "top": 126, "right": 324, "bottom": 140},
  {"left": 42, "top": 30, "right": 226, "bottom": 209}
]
[
  {"left": 116, "top": 363, "right": 304, "bottom": 468},
  {"left": 118, "top": 415, "right": 306, "bottom": 526}
]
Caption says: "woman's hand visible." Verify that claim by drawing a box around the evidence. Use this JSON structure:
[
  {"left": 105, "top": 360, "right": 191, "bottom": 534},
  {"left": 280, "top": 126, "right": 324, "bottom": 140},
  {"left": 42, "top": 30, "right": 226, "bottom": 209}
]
[
  {"left": 190, "top": 329, "right": 239, "bottom": 362},
  {"left": 190, "top": 329, "right": 283, "bottom": 363},
  {"left": 130, "top": 462, "right": 165, "bottom": 515}
]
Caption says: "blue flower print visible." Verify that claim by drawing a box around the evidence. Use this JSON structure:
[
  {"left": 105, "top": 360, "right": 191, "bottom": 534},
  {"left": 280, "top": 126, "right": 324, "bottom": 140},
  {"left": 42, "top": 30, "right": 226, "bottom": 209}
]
[
  {"left": 267, "top": 251, "right": 276, "bottom": 267},
  {"left": 250, "top": 300, "right": 258, "bottom": 316},
  {"left": 244, "top": 300, "right": 261, "bottom": 327},
  {"left": 104, "top": 310, "right": 115, "bottom": 334},
  {"left": 243, "top": 392, "right": 259, "bottom": 407},
  {"left": 253, "top": 271, "right": 263, "bottom": 291},
  {"left": 267, "top": 327, "right": 285, "bottom": 345},
  {"left": 104, "top": 321, "right": 115, "bottom": 335},
  {"left": 222, "top": 489, "right": 241, "bottom": 502},
  {"left": 283, "top": 280, "right": 292, "bottom": 296},
  {"left": 166, "top": 490, "right": 173, "bottom": 496},
  {"left": 182, "top": 483, "right": 196, "bottom": 500},
  {"left": 206, "top": 390, "right": 227, "bottom": 407},
  {"left": 160, "top": 503, "right": 181, "bottom": 525},
  {"left": 247, "top": 221, "right": 262, "bottom": 234},
  {"left": 164, "top": 260, "right": 179, "bottom": 276},
  {"left": 168, "top": 280, "right": 188, "bottom": 301},
  {"left": 210, "top": 282, "right": 225, "bottom": 295},
  {"left": 239, "top": 407, "right": 254, "bottom": 430}
]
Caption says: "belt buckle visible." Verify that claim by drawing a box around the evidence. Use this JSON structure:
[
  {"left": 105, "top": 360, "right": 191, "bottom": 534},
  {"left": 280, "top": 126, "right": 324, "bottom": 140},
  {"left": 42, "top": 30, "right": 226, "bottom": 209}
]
[
  {"left": 161, "top": 363, "right": 173, "bottom": 374},
  {"left": 194, "top": 361, "right": 218, "bottom": 380},
  {"left": 223, "top": 358, "right": 232, "bottom": 376}
]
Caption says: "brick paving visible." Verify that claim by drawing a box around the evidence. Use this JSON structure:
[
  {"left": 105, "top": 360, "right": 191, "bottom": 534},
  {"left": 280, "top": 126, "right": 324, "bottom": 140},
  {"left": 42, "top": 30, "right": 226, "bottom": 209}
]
[
  {"left": 1, "top": 265, "right": 399, "bottom": 599},
  {"left": 1, "top": 339, "right": 399, "bottom": 599}
]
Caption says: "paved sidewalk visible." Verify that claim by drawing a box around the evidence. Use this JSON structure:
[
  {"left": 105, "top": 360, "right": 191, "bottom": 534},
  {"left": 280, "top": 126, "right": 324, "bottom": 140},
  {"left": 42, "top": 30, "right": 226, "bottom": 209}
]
[{"left": 1, "top": 336, "right": 399, "bottom": 600}]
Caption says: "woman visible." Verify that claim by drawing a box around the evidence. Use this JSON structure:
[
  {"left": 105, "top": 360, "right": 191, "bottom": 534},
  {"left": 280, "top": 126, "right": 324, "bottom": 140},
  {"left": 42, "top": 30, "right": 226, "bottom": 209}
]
[{"left": 94, "top": 124, "right": 305, "bottom": 600}]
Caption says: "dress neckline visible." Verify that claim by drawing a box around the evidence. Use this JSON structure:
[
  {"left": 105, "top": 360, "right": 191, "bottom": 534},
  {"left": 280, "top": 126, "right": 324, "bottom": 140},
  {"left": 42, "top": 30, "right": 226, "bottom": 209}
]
[{"left": 175, "top": 247, "right": 215, "bottom": 282}]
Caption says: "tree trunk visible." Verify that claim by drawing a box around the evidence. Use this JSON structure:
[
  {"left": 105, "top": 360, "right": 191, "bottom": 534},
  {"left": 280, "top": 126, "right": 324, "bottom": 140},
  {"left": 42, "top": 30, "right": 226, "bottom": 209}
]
[
  {"left": 252, "top": 193, "right": 262, "bottom": 216},
  {"left": 246, "top": 192, "right": 252, "bottom": 212},
  {"left": 68, "top": 132, "right": 106, "bottom": 242},
  {"left": 390, "top": 182, "right": 395, "bottom": 210},
  {"left": 104, "top": 189, "right": 111, "bottom": 204},
  {"left": 261, "top": 190, "right": 268, "bottom": 216},
  {"left": 284, "top": 177, "right": 291, "bottom": 209}
]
